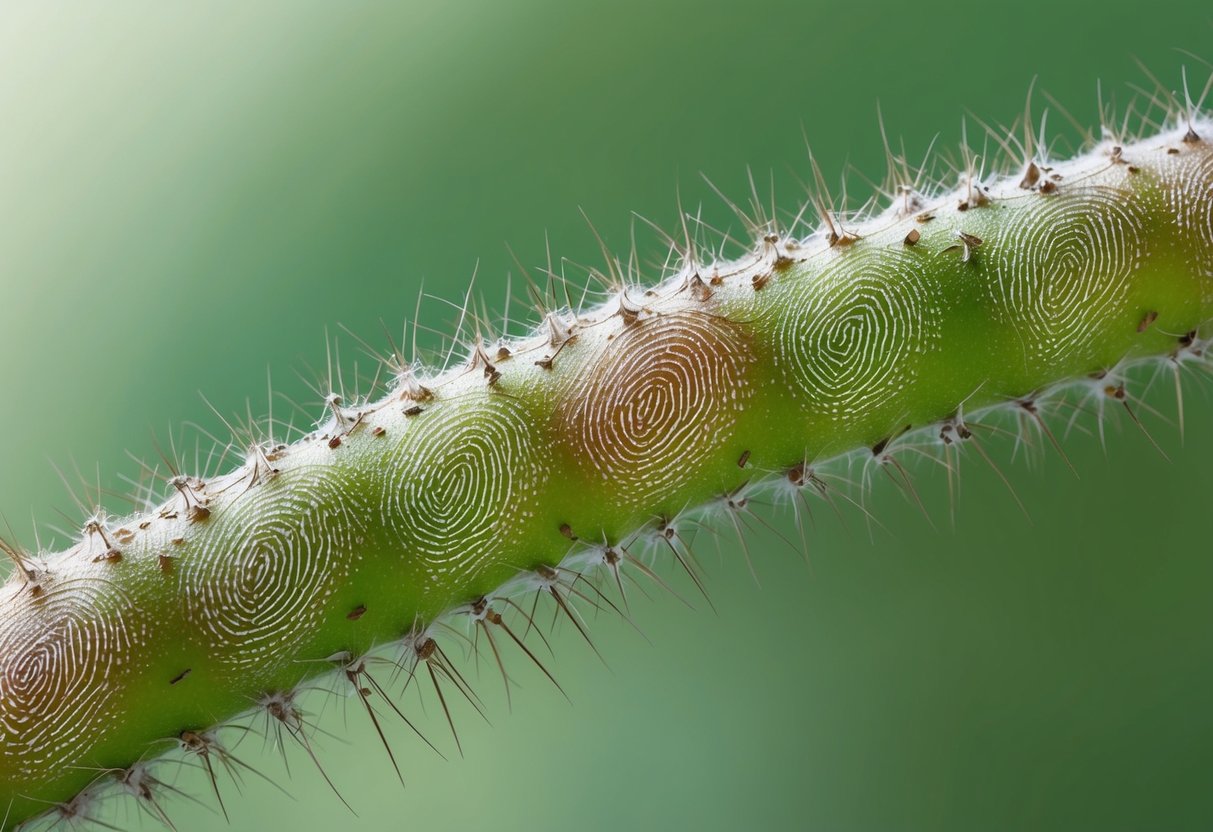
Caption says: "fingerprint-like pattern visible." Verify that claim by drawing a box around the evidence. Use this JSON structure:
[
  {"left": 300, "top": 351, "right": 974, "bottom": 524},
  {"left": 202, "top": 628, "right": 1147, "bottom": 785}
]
[
  {"left": 381, "top": 396, "right": 549, "bottom": 592},
  {"left": 0, "top": 580, "right": 146, "bottom": 777},
  {"left": 558, "top": 311, "right": 754, "bottom": 505},
  {"left": 775, "top": 248, "right": 936, "bottom": 420},
  {"left": 1159, "top": 145, "right": 1213, "bottom": 279},
  {"left": 182, "top": 469, "right": 366, "bottom": 676},
  {"left": 990, "top": 188, "right": 1146, "bottom": 367}
]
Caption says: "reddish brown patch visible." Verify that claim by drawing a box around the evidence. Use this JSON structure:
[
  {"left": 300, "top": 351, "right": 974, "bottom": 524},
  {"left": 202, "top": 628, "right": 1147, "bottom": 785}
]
[{"left": 554, "top": 311, "right": 754, "bottom": 505}]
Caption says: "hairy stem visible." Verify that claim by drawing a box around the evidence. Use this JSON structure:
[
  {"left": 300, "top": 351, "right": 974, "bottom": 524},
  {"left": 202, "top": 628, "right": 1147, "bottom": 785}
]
[{"left": 1, "top": 113, "right": 1211, "bottom": 828}]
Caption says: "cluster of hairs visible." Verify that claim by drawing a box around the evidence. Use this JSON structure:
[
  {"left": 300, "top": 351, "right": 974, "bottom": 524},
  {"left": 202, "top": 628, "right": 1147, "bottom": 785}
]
[{"left": 2, "top": 70, "right": 1212, "bottom": 830}]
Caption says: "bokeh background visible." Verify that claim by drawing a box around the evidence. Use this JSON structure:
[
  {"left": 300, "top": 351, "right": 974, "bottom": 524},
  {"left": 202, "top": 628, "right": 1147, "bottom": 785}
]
[{"left": 2, "top": 2, "right": 1212, "bottom": 830}]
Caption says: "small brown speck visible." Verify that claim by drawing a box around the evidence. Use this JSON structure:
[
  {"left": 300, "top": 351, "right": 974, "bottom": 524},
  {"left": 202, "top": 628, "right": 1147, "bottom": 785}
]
[
  {"left": 328, "top": 436, "right": 342, "bottom": 449},
  {"left": 688, "top": 274, "right": 714, "bottom": 302},
  {"left": 169, "top": 668, "right": 191, "bottom": 686},
  {"left": 371, "top": 425, "right": 386, "bottom": 437},
  {"left": 903, "top": 228, "right": 920, "bottom": 246},
  {"left": 1137, "top": 310, "right": 1158, "bottom": 333},
  {"left": 347, "top": 605, "right": 368, "bottom": 621},
  {"left": 786, "top": 462, "right": 806, "bottom": 485},
  {"left": 93, "top": 549, "right": 122, "bottom": 564},
  {"left": 404, "top": 405, "right": 423, "bottom": 416},
  {"left": 1018, "top": 161, "right": 1041, "bottom": 190},
  {"left": 559, "top": 523, "right": 576, "bottom": 540},
  {"left": 737, "top": 449, "right": 751, "bottom": 468}
]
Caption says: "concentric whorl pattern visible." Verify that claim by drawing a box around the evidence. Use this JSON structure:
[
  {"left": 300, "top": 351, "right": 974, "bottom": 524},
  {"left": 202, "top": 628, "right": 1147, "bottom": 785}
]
[
  {"left": 558, "top": 310, "right": 754, "bottom": 507},
  {"left": 0, "top": 579, "right": 146, "bottom": 778},
  {"left": 381, "top": 395, "right": 549, "bottom": 596},
  {"left": 1159, "top": 145, "right": 1213, "bottom": 281},
  {"left": 990, "top": 187, "right": 1146, "bottom": 368},
  {"left": 182, "top": 470, "right": 366, "bottom": 678},
  {"left": 775, "top": 248, "right": 936, "bottom": 420}
]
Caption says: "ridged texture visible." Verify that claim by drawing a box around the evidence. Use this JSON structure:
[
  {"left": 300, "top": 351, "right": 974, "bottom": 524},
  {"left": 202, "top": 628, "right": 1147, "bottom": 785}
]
[
  {"left": 0, "top": 578, "right": 149, "bottom": 778},
  {"left": 380, "top": 396, "right": 551, "bottom": 598},
  {"left": 559, "top": 310, "right": 754, "bottom": 506},
  {"left": 991, "top": 187, "right": 1147, "bottom": 367},
  {"left": 773, "top": 246, "right": 938, "bottom": 420},
  {"left": 182, "top": 468, "right": 367, "bottom": 681}
]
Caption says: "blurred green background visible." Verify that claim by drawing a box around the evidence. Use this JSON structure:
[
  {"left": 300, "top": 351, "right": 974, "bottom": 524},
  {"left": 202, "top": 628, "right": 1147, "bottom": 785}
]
[{"left": 2, "top": 2, "right": 1211, "bottom": 830}]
